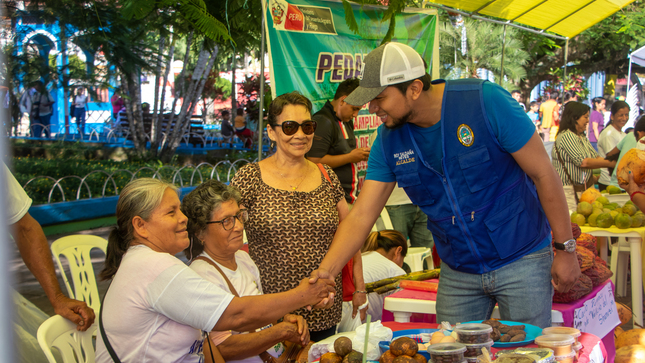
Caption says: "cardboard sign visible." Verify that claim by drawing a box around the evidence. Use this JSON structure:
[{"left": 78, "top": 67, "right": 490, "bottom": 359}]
[{"left": 573, "top": 282, "right": 621, "bottom": 339}]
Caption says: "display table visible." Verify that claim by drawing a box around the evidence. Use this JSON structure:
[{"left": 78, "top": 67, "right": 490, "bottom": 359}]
[
  {"left": 380, "top": 322, "right": 607, "bottom": 363},
  {"left": 580, "top": 225, "right": 644, "bottom": 328},
  {"left": 384, "top": 280, "right": 619, "bottom": 362}
]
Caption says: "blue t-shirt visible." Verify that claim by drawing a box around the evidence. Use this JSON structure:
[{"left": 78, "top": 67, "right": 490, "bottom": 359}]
[{"left": 367, "top": 81, "right": 537, "bottom": 182}]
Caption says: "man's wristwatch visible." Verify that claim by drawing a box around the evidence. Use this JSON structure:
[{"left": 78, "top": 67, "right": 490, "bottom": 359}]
[{"left": 554, "top": 238, "right": 577, "bottom": 253}]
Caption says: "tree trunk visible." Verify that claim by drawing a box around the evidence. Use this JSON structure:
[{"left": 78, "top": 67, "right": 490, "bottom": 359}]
[
  {"left": 164, "top": 31, "right": 193, "bottom": 150},
  {"left": 150, "top": 35, "right": 166, "bottom": 146},
  {"left": 123, "top": 71, "right": 146, "bottom": 155},
  {"left": 159, "top": 43, "right": 217, "bottom": 162},
  {"left": 231, "top": 52, "right": 237, "bottom": 116},
  {"left": 151, "top": 35, "right": 175, "bottom": 156}
]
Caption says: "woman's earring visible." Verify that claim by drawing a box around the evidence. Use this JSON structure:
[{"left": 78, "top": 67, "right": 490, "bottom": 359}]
[{"left": 270, "top": 140, "right": 276, "bottom": 149}]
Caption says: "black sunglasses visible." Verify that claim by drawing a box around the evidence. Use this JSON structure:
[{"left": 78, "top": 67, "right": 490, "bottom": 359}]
[{"left": 274, "top": 120, "right": 317, "bottom": 135}]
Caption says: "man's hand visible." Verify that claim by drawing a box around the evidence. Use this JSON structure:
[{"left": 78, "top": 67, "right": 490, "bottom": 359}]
[
  {"left": 351, "top": 292, "right": 368, "bottom": 320},
  {"left": 348, "top": 147, "right": 371, "bottom": 163},
  {"left": 551, "top": 251, "right": 581, "bottom": 293},
  {"left": 281, "top": 314, "right": 309, "bottom": 345},
  {"left": 52, "top": 293, "right": 95, "bottom": 331}
]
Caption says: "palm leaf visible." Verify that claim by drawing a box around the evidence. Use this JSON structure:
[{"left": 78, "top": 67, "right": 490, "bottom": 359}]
[
  {"left": 179, "top": 0, "right": 234, "bottom": 43},
  {"left": 121, "top": 0, "right": 156, "bottom": 20},
  {"left": 342, "top": 0, "right": 359, "bottom": 34}
]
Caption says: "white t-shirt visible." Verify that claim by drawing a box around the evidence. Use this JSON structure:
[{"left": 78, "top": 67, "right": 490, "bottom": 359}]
[
  {"left": 95, "top": 245, "right": 234, "bottom": 363},
  {"left": 74, "top": 94, "right": 87, "bottom": 109},
  {"left": 190, "top": 251, "right": 264, "bottom": 363},
  {"left": 4, "top": 163, "right": 32, "bottom": 225},
  {"left": 597, "top": 126, "right": 626, "bottom": 185},
  {"left": 361, "top": 251, "right": 406, "bottom": 321},
  {"left": 385, "top": 184, "right": 412, "bottom": 206}
]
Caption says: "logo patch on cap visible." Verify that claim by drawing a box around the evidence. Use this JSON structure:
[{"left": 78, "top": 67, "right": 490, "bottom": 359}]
[
  {"left": 457, "top": 124, "right": 474, "bottom": 147},
  {"left": 387, "top": 74, "right": 405, "bottom": 83}
]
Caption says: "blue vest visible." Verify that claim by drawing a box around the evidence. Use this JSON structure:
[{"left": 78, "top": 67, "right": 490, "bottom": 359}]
[{"left": 380, "top": 79, "right": 550, "bottom": 274}]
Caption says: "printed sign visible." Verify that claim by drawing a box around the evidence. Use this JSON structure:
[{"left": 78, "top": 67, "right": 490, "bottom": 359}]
[
  {"left": 264, "top": 0, "right": 438, "bottom": 192},
  {"left": 573, "top": 282, "right": 621, "bottom": 339}
]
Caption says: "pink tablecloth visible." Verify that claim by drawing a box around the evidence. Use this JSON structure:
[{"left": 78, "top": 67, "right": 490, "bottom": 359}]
[
  {"left": 381, "top": 322, "right": 606, "bottom": 363},
  {"left": 383, "top": 280, "right": 615, "bottom": 362}
]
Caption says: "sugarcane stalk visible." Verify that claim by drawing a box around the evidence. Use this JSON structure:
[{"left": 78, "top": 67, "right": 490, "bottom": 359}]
[{"left": 366, "top": 269, "right": 440, "bottom": 293}]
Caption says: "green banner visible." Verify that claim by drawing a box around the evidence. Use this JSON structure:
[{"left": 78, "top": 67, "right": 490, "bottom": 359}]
[{"left": 264, "top": 0, "right": 437, "bottom": 191}]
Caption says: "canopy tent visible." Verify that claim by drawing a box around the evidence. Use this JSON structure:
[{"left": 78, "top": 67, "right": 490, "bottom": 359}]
[
  {"left": 626, "top": 45, "right": 645, "bottom": 127},
  {"left": 420, "top": 0, "right": 636, "bottom": 39}
]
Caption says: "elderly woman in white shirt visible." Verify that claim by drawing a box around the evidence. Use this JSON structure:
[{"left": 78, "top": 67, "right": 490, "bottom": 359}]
[
  {"left": 182, "top": 180, "right": 310, "bottom": 363},
  {"left": 95, "top": 178, "right": 334, "bottom": 363}
]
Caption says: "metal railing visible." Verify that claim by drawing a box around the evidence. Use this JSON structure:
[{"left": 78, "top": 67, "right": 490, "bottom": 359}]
[{"left": 22, "top": 159, "right": 255, "bottom": 204}]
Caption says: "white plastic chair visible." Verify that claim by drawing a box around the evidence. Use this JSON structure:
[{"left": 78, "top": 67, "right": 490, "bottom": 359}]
[
  {"left": 50, "top": 235, "right": 107, "bottom": 312},
  {"left": 37, "top": 315, "right": 97, "bottom": 363},
  {"left": 610, "top": 236, "right": 630, "bottom": 297},
  {"left": 403, "top": 247, "right": 434, "bottom": 272},
  {"left": 372, "top": 208, "right": 394, "bottom": 232}
]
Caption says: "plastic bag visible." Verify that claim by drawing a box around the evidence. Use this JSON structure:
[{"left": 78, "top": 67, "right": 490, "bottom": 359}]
[
  {"left": 336, "top": 301, "right": 363, "bottom": 333},
  {"left": 351, "top": 321, "right": 393, "bottom": 360}
]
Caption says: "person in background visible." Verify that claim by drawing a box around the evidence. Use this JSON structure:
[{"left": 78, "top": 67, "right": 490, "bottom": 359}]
[
  {"left": 72, "top": 87, "right": 88, "bottom": 136},
  {"left": 539, "top": 91, "right": 559, "bottom": 141},
  {"left": 33, "top": 81, "right": 54, "bottom": 138},
  {"left": 110, "top": 89, "right": 124, "bottom": 124},
  {"left": 182, "top": 180, "right": 310, "bottom": 363},
  {"left": 511, "top": 90, "right": 526, "bottom": 112},
  {"left": 4, "top": 162, "right": 95, "bottom": 361},
  {"left": 95, "top": 178, "right": 334, "bottom": 362},
  {"left": 234, "top": 108, "right": 254, "bottom": 149},
  {"left": 359, "top": 230, "right": 407, "bottom": 322},
  {"left": 604, "top": 105, "right": 638, "bottom": 189},
  {"left": 588, "top": 97, "right": 606, "bottom": 151},
  {"left": 219, "top": 110, "right": 235, "bottom": 148},
  {"left": 597, "top": 101, "right": 629, "bottom": 191},
  {"left": 551, "top": 102, "right": 615, "bottom": 212},
  {"left": 526, "top": 101, "right": 540, "bottom": 132},
  {"left": 307, "top": 78, "right": 370, "bottom": 205}
]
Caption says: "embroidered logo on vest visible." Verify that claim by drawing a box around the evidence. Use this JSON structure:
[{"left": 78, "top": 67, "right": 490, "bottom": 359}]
[
  {"left": 394, "top": 149, "right": 415, "bottom": 166},
  {"left": 457, "top": 124, "right": 474, "bottom": 147}
]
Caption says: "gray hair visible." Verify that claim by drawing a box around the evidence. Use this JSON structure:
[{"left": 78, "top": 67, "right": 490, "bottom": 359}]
[
  {"left": 181, "top": 180, "right": 242, "bottom": 259},
  {"left": 101, "top": 178, "right": 177, "bottom": 280}
]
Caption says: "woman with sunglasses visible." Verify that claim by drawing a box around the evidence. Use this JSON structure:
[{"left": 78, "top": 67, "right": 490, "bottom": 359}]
[
  {"left": 182, "top": 180, "right": 310, "bottom": 363},
  {"left": 231, "top": 91, "right": 350, "bottom": 341}
]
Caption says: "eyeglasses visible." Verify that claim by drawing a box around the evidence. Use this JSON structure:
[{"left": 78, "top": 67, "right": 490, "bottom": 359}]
[
  {"left": 274, "top": 120, "right": 317, "bottom": 135},
  {"left": 205, "top": 209, "right": 249, "bottom": 231}
]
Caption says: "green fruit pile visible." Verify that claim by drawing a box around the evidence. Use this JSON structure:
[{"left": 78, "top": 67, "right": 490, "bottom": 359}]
[{"left": 572, "top": 199, "right": 644, "bottom": 229}]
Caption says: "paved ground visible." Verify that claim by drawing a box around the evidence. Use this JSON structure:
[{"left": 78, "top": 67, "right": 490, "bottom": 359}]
[{"left": 10, "top": 227, "right": 643, "bottom": 333}]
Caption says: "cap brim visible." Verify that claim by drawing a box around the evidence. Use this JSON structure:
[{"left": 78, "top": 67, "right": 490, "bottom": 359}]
[{"left": 345, "top": 85, "right": 387, "bottom": 106}]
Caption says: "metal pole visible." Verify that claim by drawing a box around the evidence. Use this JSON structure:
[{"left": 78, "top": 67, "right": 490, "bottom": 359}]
[
  {"left": 257, "top": 4, "right": 266, "bottom": 161},
  {"left": 627, "top": 53, "right": 633, "bottom": 99},
  {"left": 563, "top": 39, "right": 569, "bottom": 91},
  {"left": 500, "top": 24, "right": 507, "bottom": 84}
]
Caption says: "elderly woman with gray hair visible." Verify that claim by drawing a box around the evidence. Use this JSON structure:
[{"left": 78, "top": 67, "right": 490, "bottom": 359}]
[
  {"left": 96, "top": 178, "right": 333, "bottom": 363},
  {"left": 182, "top": 180, "right": 310, "bottom": 363}
]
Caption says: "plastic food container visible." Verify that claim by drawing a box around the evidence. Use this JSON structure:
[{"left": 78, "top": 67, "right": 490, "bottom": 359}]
[
  {"left": 455, "top": 323, "right": 493, "bottom": 344},
  {"left": 493, "top": 353, "right": 539, "bottom": 363},
  {"left": 426, "top": 342, "right": 467, "bottom": 363},
  {"left": 463, "top": 340, "right": 494, "bottom": 358},
  {"left": 496, "top": 348, "right": 555, "bottom": 363},
  {"left": 553, "top": 351, "right": 576, "bottom": 363},
  {"left": 541, "top": 327, "right": 581, "bottom": 344},
  {"left": 534, "top": 334, "right": 574, "bottom": 356}
]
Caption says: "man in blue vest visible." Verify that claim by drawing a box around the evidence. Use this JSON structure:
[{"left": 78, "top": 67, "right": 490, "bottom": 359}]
[{"left": 310, "top": 42, "right": 580, "bottom": 327}]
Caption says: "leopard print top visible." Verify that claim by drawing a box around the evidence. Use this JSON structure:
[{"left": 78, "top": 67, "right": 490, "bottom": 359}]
[{"left": 231, "top": 162, "right": 345, "bottom": 331}]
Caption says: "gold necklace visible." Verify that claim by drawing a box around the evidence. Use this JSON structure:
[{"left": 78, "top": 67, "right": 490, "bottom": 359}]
[{"left": 274, "top": 158, "right": 309, "bottom": 191}]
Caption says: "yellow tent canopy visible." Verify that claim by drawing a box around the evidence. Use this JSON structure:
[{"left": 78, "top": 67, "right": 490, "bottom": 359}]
[{"left": 422, "top": 0, "right": 636, "bottom": 39}]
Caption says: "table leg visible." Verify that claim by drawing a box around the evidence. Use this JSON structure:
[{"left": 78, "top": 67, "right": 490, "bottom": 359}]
[
  {"left": 392, "top": 312, "right": 412, "bottom": 323},
  {"left": 597, "top": 237, "right": 608, "bottom": 263},
  {"left": 629, "top": 236, "right": 643, "bottom": 328}
]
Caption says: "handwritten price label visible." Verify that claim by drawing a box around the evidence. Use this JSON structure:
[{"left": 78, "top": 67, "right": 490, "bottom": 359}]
[{"left": 573, "top": 282, "right": 621, "bottom": 339}]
